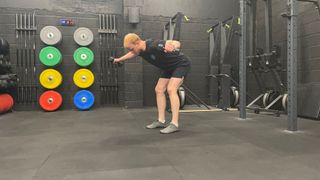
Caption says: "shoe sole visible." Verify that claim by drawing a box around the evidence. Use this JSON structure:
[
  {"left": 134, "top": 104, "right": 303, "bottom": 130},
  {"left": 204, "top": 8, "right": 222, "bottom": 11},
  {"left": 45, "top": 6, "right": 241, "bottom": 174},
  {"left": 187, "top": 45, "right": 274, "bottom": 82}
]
[
  {"left": 160, "top": 129, "right": 180, "bottom": 134},
  {"left": 146, "top": 126, "right": 166, "bottom": 129}
]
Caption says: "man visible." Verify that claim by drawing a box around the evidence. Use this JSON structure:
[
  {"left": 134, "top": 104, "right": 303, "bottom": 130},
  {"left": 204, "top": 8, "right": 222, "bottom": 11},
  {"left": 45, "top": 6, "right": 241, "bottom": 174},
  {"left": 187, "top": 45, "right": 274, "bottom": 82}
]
[{"left": 113, "top": 33, "right": 190, "bottom": 134}]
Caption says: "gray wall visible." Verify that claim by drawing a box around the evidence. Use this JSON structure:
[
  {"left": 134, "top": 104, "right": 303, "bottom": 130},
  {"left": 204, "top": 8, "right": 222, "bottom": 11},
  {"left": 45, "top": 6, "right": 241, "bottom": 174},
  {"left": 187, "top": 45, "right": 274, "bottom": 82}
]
[
  {"left": 125, "top": 0, "right": 238, "bottom": 18},
  {"left": 0, "top": 0, "right": 123, "bottom": 14}
]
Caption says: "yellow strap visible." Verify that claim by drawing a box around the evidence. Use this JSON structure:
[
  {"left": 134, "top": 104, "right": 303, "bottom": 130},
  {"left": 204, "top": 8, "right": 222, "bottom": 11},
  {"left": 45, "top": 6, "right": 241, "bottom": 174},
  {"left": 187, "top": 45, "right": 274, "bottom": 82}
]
[{"left": 184, "top": 15, "right": 190, "bottom": 21}]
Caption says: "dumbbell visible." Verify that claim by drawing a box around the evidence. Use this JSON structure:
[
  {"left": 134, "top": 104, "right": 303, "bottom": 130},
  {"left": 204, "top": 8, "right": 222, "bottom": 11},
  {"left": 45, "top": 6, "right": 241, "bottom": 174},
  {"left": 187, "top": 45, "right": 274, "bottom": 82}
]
[{"left": 108, "top": 57, "right": 123, "bottom": 66}]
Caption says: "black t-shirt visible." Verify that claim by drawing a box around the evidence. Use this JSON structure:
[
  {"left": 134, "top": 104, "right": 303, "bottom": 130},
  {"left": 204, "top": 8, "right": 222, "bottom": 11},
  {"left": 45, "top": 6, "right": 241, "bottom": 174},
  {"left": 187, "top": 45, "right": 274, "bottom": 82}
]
[{"left": 138, "top": 39, "right": 190, "bottom": 70}]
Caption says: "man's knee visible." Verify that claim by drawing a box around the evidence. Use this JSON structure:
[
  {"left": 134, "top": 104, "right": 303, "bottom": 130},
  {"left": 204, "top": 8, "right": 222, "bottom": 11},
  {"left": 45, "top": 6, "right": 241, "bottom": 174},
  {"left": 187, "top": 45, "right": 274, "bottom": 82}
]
[
  {"left": 167, "top": 86, "right": 178, "bottom": 96},
  {"left": 155, "top": 85, "right": 166, "bottom": 95}
]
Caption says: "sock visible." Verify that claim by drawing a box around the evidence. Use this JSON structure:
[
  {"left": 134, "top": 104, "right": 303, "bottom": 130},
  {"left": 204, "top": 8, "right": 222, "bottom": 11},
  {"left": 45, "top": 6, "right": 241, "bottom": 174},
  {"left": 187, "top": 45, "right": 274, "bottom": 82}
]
[{"left": 158, "top": 119, "right": 165, "bottom": 123}]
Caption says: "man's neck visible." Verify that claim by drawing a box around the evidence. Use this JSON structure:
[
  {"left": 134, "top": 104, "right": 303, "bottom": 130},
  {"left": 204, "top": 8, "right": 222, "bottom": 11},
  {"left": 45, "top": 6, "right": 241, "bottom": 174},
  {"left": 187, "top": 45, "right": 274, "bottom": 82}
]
[{"left": 140, "top": 40, "right": 146, "bottom": 51}]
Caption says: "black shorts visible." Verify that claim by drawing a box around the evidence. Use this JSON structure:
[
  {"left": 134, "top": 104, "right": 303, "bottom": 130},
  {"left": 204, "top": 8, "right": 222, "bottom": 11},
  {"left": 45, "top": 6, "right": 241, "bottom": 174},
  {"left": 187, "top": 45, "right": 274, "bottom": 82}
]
[{"left": 160, "top": 65, "right": 190, "bottom": 79}]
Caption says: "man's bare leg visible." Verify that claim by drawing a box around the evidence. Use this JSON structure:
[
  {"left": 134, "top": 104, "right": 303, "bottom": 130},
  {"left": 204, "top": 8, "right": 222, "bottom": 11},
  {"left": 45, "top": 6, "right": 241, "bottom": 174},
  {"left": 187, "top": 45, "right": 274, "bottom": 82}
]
[
  {"left": 155, "top": 78, "right": 170, "bottom": 122},
  {"left": 167, "top": 77, "right": 184, "bottom": 127}
]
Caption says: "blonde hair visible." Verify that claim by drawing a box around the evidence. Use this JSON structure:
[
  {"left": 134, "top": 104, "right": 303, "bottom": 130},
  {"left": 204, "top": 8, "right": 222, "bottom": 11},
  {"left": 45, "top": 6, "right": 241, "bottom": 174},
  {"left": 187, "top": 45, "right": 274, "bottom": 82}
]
[{"left": 123, "top": 33, "right": 141, "bottom": 48}]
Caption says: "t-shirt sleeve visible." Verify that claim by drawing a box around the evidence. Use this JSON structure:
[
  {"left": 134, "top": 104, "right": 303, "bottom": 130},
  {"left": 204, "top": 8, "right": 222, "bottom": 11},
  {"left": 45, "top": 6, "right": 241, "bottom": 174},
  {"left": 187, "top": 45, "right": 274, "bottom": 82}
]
[{"left": 150, "top": 40, "right": 166, "bottom": 52}]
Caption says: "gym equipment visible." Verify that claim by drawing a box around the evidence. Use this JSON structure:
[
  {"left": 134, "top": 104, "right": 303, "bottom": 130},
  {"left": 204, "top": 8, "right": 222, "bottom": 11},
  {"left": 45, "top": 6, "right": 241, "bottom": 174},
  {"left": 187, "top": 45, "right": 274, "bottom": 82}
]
[
  {"left": 0, "top": 94, "right": 14, "bottom": 114},
  {"left": 0, "top": 35, "right": 13, "bottom": 101},
  {"left": 108, "top": 57, "right": 123, "bottom": 66},
  {"left": 166, "top": 86, "right": 187, "bottom": 112},
  {"left": 98, "top": 14, "right": 120, "bottom": 105},
  {"left": 39, "top": 69, "right": 63, "bottom": 89},
  {"left": 0, "top": 38, "right": 10, "bottom": 55},
  {"left": 74, "top": 27, "right": 94, "bottom": 46},
  {"left": 282, "top": 93, "right": 288, "bottom": 111},
  {"left": 181, "top": 84, "right": 211, "bottom": 109},
  {"left": 0, "top": 56, "right": 11, "bottom": 74},
  {"left": 15, "top": 12, "right": 38, "bottom": 105},
  {"left": 73, "top": 68, "right": 94, "bottom": 88},
  {"left": 207, "top": 16, "right": 241, "bottom": 110},
  {"left": 39, "top": 46, "right": 62, "bottom": 67},
  {"left": 0, "top": 74, "right": 17, "bottom": 89},
  {"left": 163, "top": 12, "right": 184, "bottom": 40},
  {"left": 40, "top": 26, "right": 62, "bottom": 45},
  {"left": 239, "top": 0, "right": 320, "bottom": 129},
  {"left": 246, "top": 46, "right": 285, "bottom": 115},
  {"left": 237, "top": 0, "right": 286, "bottom": 117},
  {"left": 230, "top": 86, "right": 240, "bottom": 108},
  {"left": 0, "top": 38, "right": 12, "bottom": 75},
  {"left": 73, "top": 90, "right": 95, "bottom": 110},
  {"left": 178, "top": 87, "right": 186, "bottom": 109},
  {"left": 73, "top": 47, "right": 94, "bottom": 67},
  {"left": 262, "top": 90, "right": 283, "bottom": 109},
  {"left": 39, "top": 90, "right": 62, "bottom": 111},
  {"left": 162, "top": 12, "right": 210, "bottom": 111}
]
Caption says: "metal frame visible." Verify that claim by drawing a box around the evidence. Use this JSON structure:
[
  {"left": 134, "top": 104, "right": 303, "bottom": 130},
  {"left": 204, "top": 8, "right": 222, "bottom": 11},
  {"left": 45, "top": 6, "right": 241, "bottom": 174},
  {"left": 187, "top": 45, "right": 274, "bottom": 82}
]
[
  {"left": 163, "top": 12, "right": 184, "bottom": 41},
  {"left": 247, "top": 0, "right": 285, "bottom": 111},
  {"left": 98, "top": 14, "right": 120, "bottom": 106},
  {"left": 240, "top": 0, "right": 299, "bottom": 130},
  {"left": 264, "top": 0, "right": 273, "bottom": 53},
  {"left": 239, "top": 0, "right": 248, "bottom": 119},
  {"left": 14, "top": 12, "right": 37, "bottom": 106},
  {"left": 248, "top": 0, "right": 257, "bottom": 56},
  {"left": 286, "top": 0, "right": 298, "bottom": 131},
  {"left": 162, "top": 12, "right": 211, "bottom": 110},
  {"left": 207, "top": 16, "right": 241, "bottom": 110}
]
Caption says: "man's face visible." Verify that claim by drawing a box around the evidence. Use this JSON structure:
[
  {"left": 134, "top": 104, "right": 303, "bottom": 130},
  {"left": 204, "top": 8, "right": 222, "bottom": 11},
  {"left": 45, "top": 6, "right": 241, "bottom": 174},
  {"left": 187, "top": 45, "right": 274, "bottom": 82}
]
[{"left": 126, "top": 42, "right": 140, "bottom": 55}]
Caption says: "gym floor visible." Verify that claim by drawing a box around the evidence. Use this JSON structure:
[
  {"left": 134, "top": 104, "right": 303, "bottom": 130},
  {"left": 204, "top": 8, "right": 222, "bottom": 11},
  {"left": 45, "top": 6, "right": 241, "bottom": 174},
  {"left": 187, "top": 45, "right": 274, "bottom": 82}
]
[{"left": 1, "top": 108, "right": 320, "bottom": 180}]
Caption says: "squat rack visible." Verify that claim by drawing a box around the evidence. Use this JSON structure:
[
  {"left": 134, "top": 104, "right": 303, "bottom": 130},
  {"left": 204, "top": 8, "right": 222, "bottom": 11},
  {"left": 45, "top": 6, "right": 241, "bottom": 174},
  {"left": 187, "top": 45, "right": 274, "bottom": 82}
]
[
  {"left": 239, "top": 0, "right": 299, "bottom": 131},
  {"left": 162, "top": 12, "right": 211, "bottom": 110}
]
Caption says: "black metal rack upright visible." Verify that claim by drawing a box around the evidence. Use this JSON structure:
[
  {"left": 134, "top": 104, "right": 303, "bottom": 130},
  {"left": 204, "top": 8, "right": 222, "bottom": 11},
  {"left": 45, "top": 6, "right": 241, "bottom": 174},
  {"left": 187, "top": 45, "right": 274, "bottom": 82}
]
[{"left": 239, "top": 0, "right": 248, "bottom": 119}]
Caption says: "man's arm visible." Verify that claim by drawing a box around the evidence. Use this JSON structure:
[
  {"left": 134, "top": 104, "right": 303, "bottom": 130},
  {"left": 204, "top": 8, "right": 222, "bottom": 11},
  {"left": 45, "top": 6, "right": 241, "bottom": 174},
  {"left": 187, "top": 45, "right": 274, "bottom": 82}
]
[{"left": 114, "top": 51, "right": 137, "bottom": 63}]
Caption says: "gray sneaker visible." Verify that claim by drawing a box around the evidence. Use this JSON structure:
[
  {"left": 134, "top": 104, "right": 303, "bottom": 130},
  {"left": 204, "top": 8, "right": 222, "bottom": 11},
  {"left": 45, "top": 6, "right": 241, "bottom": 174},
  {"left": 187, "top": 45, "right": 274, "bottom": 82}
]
[
  {"left": 160, "top": 123, "right": 179, "bottom": 134},
  {"left": 146, "top": 121, "right": 166, "bottom": 129}
]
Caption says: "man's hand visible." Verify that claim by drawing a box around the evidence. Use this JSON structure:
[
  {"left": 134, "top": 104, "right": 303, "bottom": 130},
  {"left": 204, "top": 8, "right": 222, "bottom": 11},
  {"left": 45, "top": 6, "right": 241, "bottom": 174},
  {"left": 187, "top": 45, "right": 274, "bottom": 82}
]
[
  {"left": 113, "top": 58, "right": 122, "bottom": 64},
  {"left": 109, "top": 57, "right": 123, "bottom": 66},
  {"left": 164, "top": 42, "right": 176, "bottom": 53},
  {"left": 164, "top": 40, "right": 181, "bottom": 53}
]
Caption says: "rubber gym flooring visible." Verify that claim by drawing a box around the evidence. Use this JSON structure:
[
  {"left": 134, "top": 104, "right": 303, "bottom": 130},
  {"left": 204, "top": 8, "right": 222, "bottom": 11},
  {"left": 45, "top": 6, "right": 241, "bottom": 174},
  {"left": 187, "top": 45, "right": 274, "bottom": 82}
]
[{"left": 0, "top": 108, "right": 320, "bottom": 180}]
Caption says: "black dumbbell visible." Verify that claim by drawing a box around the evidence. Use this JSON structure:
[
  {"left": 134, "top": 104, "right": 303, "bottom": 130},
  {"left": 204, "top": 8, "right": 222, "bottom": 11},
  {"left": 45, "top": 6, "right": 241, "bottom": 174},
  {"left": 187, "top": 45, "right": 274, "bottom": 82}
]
[{"left": 109, "top": 57, "right": 123, "bottom": 66}]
